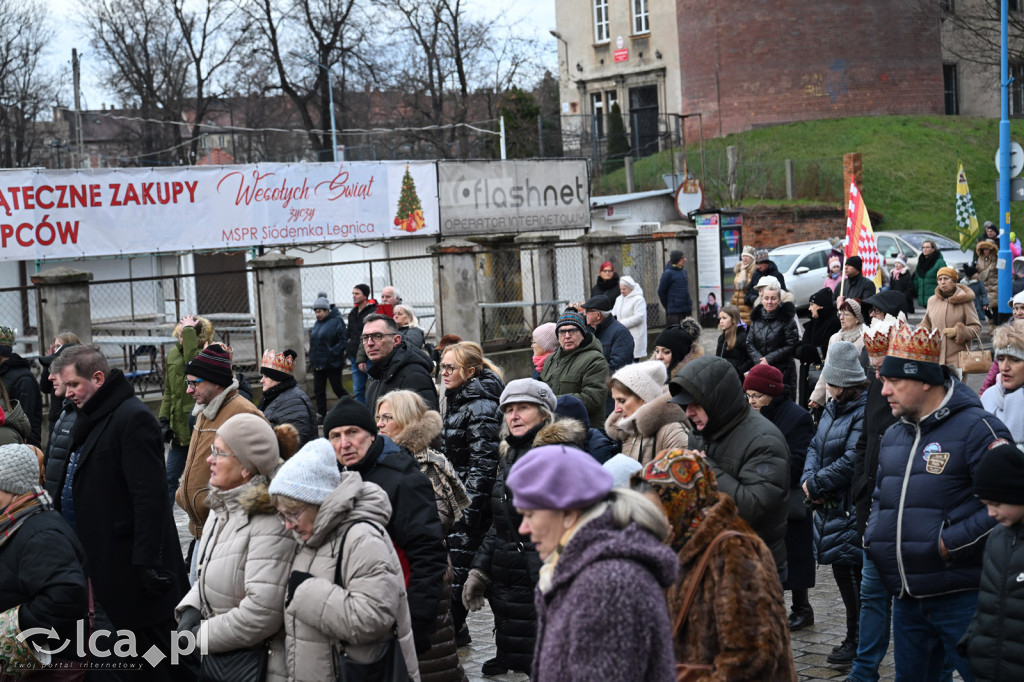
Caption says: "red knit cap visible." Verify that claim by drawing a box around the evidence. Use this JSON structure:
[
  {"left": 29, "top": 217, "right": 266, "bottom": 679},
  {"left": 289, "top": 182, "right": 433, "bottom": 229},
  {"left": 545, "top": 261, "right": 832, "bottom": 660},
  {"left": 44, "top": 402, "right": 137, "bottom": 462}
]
[{"left": 743, "top": 364, "right": 784, "bottom": 397}]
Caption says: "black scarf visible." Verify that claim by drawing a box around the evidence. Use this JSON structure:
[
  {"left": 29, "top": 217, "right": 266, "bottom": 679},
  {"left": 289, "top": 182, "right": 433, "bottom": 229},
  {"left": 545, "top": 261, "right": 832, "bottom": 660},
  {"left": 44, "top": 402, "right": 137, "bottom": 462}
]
[
  {"left": 504, "top": 421, "right": 546, "bottom": 451},
  {"left": 258, "top": 376, "right": 297, "bottom": 410},
  {"left": 341, "top": 437, "right": 385, "bottom": 476},
  {"left": 917, "top": 249, "right": 940, "bottom": 277},
  {"left": 593, "top": 275, "right": 619, "bottom": 294}
]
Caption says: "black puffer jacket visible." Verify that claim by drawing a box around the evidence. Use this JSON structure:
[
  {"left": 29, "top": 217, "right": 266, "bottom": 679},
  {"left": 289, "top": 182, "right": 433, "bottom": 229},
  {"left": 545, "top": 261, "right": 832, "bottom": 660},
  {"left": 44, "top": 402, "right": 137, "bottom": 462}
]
[
  {"left": 258, "top": 378, "right": 317, "bottom": 445},
  {"left": 961, "top": 523, "right": 1024, "bottom": 682},
  {"left": 0, "top": 504, "right": 89, "bottom": 654},
  {"left": 802, "top": 393, "right": 867, "bottom": 567},
  {"left": 471, "top": 419, "right": 582, "bottom": 674},
  {"left": 746, "top": 301, "right": 801, "bottom": 390},
  {"left": 852, "top": 376, "right": 897, "bottom": 539},
  {"left": 672, "top": 355, "right": 790, "bottom": 575},
  {"left": 43, "top": 400, "right": 81, "bottom": 493},
  {"left": 367, "top": 342, "right": 439, "bottom": 411},
  {"left": 715, "top": 326, "right": 753, "bottom": 379},
  {"left": 0, "top": 354, "right": 42, "bottom": 446},
  {"left": 442, "top": 374, "right": 502, "bottom": 587}
]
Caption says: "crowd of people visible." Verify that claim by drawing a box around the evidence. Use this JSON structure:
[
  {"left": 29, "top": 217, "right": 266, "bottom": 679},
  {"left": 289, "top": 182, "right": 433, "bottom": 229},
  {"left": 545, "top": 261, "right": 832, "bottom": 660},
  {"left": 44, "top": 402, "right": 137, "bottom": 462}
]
[{"left": 2, "top": 244, "right": 1024, "bottom": 682}]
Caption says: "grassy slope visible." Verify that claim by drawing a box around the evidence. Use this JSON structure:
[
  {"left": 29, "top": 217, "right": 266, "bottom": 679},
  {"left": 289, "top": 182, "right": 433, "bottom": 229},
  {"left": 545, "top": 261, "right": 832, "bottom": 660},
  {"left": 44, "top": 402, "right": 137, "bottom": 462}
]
[{"left": 599, "top": 115, "right": 1024, "bottom": 240}]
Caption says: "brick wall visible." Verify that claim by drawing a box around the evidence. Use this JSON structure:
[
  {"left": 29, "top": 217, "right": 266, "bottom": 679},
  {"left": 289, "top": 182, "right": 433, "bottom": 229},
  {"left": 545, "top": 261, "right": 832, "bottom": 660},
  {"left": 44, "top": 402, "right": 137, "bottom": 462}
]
[
  {"left": 678, "top": 0, "right": 945, "bottom": 138},
  {"left": 742, "top": 205, "right": 845, "bottom": 249}
]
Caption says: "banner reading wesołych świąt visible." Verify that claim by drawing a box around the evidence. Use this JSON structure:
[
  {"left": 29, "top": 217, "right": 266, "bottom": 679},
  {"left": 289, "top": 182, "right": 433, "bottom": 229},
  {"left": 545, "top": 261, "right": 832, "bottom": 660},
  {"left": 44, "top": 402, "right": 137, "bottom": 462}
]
[{"left": 0, "top": 161, "right": 439, "bottom": 261}]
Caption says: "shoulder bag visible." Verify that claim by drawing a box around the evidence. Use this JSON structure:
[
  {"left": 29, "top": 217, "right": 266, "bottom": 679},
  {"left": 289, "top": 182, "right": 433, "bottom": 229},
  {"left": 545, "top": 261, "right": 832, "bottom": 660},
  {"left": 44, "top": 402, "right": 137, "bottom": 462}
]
[
  {"left": 332, "top": 521, "right": 409, "bottom": 682},
  {"left": 673, "top": 530, "right": 751, "bottom": 682},
  {"left": 958, "top": 328, "right": 991, "bottom": 375}
]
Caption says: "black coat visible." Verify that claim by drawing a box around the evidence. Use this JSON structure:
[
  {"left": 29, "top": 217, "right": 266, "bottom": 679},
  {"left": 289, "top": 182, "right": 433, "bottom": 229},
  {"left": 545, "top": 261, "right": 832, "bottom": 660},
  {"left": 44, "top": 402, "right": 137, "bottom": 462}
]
[
  {"left": 888, "top": 270, "right": 915, "bottom": 314},
  {"left": 308, "top": 305, "right": 347, "bottom": 370},
  {"left": 349, "top": 436, "right": 447, "bottom": 650},
  {"left": 593, "top": 315, "right": 634, "bottom": 375},
  {"left": 852, "top": 376, "right": 897, "bottom": 539},
  {"left": 46, "top": 369, "right": 188, "bottom": 629},
  {"left": 834, "top": 273, "right": 876, "bottom": 302},
  {"left": 0, "top": 354, "right": 42, "bottom": 446},
  {"left": 366, "top": 342, "right": 439, "bottom": 411},
  {"left": 715, "top": 326, "right": 754, "bottom": 379},
  {"left": 746, "top": 301, "right": 801, "bottom": 390},
  {"left": 259, "top": 378, "right": 317, "bottom": 445},
  {"left": 761, "top": 394, "right": 816, "bottom": 591},
  {"left": 590, "top": 276, "right": 620, "bottom": 307},
  {"left": 441, "top": 373, "right": 502, "bottom": 584},
  {"left": 44, "top": 400, "right": 79, "bottom": 490},
  {"left": 345, "top": 302, "right": 378, "bottom": 359},
  {"left": 0, "top": 507, "right": 89, "bottom": 651},
  {"left": 472, "top": 419, "right": 580, "bottom": 673},
  {"left": 795, "top": 309, "right": 841, "bottom": 366},
  {"left": 745, "top": 262, "right": 788, "bottom": 306}
]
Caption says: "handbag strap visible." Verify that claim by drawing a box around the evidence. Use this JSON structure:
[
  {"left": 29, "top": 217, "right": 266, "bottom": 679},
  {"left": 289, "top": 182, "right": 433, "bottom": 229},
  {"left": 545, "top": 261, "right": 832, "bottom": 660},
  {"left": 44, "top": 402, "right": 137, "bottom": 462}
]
[{"left": 672, "top": 530, "right": 748, "bottom": 636}]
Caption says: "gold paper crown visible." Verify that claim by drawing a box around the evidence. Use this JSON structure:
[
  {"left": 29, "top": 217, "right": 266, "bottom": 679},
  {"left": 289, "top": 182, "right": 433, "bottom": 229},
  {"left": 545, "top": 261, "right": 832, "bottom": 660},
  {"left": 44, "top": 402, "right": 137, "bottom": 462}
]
[
  {"left": 886, "top": 322, "right": 941, "bottom": 364},
  {"left": 261, "top": 349, "right": 295, "bottom": 375},
  {"left": 863, "top": 317, "right": 898, "bottom": 358}
]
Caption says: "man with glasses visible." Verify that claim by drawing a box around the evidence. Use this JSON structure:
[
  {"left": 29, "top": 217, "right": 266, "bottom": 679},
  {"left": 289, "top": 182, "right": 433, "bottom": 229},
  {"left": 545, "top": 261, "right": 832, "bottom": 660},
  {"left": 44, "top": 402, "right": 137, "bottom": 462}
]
[
  {"left": 175, "top": 343, "right": 265, "bottom": 574},
  {"left": 539, "top": 308, "right": 609, "bottom": 427},
  {"left": 362, "top": 313, "right": 438, "bottom": 411}
]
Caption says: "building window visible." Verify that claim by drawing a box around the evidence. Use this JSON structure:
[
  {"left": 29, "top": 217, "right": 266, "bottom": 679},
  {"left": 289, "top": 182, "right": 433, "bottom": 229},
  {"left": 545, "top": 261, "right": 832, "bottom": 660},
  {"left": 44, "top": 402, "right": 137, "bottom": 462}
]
[
  {"left": 1012, "top": 0, "right": 1021, "bottom": 12},
  {"left": 939, "top": 0, "right": 954, "bottom": 12},
  {"left": 592, "top": 92, "right": 605, "bottom": 138},
  {"left": 607, "top": 89, "right": 618, "bottom": 113},
  {"left": 594, "top": 0, "right": 609, "bottom": 43},
  {"left": 943, "top": 64, "right": 959, "bottom": 115},
  {"left": 633, "top": 0, "right": 650, "bottom": 34},
  {"left": 1013, "top": 63, "right": 1024, "bottom": 116}
]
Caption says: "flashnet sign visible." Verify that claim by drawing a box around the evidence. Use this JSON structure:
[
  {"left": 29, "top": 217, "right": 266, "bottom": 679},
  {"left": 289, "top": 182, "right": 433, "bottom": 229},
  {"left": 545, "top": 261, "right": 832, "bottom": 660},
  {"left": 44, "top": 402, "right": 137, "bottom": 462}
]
[
  {"left": 437, "top": 159, "right": 591, "bottom": 236},
  {"left": 0, "top": 161, "right": 439, "bottom": 261}
]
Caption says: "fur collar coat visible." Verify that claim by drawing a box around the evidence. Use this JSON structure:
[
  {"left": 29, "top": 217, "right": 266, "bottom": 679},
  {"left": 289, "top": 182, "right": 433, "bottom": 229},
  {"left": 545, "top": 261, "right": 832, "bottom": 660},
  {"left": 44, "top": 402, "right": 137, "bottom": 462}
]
[
  {"left": 604, "top": 392, "right": 688, "bottom": 465},
  {"left": 921, "top": 283, "right": 982, "bottom": 366}
]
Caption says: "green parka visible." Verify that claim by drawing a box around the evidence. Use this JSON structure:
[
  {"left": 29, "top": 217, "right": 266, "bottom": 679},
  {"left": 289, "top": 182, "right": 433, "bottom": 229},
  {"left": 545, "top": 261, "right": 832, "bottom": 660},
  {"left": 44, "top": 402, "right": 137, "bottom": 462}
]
[
  {"left": 159, "top": 319, "right": 213, "bottom": 445},
  {"left": 539, "top": 332, "right": 609, "bottom": 427}
]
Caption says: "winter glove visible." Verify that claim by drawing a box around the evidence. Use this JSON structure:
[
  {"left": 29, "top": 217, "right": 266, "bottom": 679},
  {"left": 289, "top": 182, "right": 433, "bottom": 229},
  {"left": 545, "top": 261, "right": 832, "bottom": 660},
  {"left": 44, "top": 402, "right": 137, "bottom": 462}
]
[
  {"left": 943, "top": 327, "right": 958, "bottom": 339},
  {"left": 140, "top": 567, "right": 173, "bottom": 597},
  {"left": 462, "top": 568, "right": 490, "bottom": 612},
  {"left": 158, "top": 417, "right": 173, "bottom": 443},
  {"left": 286, "top": 571, "right": 312, "bottom": 607},
  {"left": 176, "top": 607, "right": 201, "bottom": 633}
]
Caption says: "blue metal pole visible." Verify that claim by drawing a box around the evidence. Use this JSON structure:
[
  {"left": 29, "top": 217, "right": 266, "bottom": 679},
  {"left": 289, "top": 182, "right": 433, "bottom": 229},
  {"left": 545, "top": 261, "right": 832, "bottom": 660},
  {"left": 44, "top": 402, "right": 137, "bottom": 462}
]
[{"left": 1000, "top": 0, "right": 1012, "bottom": 315}]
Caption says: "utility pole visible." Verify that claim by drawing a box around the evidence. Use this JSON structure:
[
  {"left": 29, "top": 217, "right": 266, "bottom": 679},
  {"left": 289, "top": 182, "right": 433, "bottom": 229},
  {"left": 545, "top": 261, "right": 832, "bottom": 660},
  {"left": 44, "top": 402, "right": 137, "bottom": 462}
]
[
  {"left": 72, "top": 49, "right": 85, "bottom": 168},
  {"left": 999, "top": 0, "right": 1012, "bottom": 317}
]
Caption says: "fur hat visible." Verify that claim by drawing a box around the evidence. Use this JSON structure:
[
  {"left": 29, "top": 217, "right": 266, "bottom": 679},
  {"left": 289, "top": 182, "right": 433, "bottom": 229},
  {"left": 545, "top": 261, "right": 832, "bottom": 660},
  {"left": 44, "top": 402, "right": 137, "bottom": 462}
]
[
  {"left": 499, "top": 378, "right": 557, "bottom": 412},
  {"left": 973, "top": 442, "right": 1024, "bottom": 504},
  {"left": 312, "top": 291, "right": 330, "bottom": 310},
  {"left": 742, "top": 245, "right": 756, "bottom": 258},
  {"left": 323, "top": 396, "right": 378, "bottom": 437},
  {"left": 217, "top": 414, "right": 281, "bottom": 477},
  {"left": 268, "top": 439, "right": 340, "bottom": 506},
  {"left": 743, "top": 364, "right": 784, "bottom": 398},
  {"left": 937, "top": 266, "right": 959, "bottom": 282},
  {"left": 611, "top": 360, "right": 668, "bottom": 404},
  {"left": 185, "top": 344, "right": 233, "bottom": 387},
  {"left": 0, "top": 444, "right": 39, "bottom": 495},
  {"left": 641, "top": 448, "right": 719, "bottom": 551},
  {"left": 507, "top": 445, "right": 613, "bottom": 511},
  {"left": 821, "top": 341, "right": 867, "bottom": 387},
  {"left": 532, "top": 323, "right": 558, "bottom": 353},
  {"left": 976, "top": 240, "right": 997, "bottom": 254},
  {"left": 555, "top": 308, "right": 588, "bottom": 336}
]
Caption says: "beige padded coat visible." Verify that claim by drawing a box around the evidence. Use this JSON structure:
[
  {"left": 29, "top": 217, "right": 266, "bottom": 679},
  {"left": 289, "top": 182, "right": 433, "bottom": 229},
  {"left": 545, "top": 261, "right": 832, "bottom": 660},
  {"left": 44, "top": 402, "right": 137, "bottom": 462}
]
[
  {"left": 283, "top": 473, "right": 420, "bottom": 682},
  {"left": 920, "top": 283, "right": 983, "bottom": 367},
  {"left": 176, "top": 476, "right": 295, "bottom": 682},
  {"left": 604, "top": 392, "right": 688, "bottom": 466}
]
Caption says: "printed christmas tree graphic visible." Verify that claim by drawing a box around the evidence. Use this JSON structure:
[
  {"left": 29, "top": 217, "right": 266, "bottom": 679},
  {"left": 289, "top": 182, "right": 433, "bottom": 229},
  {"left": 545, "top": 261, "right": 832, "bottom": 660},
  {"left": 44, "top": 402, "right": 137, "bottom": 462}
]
[{"left": 394, "top": 165, "right": 426, "bottom": 232}]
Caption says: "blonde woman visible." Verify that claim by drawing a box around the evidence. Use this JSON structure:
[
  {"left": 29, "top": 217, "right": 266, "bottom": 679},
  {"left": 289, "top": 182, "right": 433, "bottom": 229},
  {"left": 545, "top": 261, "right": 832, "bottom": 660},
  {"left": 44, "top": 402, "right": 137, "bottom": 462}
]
[{"left": 394, "top": 304, "right": 426, "bottom": 351}]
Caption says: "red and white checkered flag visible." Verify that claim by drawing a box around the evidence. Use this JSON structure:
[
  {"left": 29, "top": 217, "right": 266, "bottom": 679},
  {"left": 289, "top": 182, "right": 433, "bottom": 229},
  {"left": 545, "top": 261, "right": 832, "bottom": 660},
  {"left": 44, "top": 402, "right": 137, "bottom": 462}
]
[{"left": 845, "top": 182, "right": 882, "bottom": 288}]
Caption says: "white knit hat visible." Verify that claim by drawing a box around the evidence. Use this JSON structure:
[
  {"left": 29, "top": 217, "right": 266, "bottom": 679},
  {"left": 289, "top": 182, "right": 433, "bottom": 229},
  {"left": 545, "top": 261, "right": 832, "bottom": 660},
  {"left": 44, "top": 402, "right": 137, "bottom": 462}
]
[
  {"left": 611, "top": 360, "right": 667, "bottom": 404},
  {"left": 603, "top": 453, "right": 643, "bottom": 488},
  {"left": 755, "top": 275, "right": 781, "bottom": 290},
  {"left": 268, "top": 439, "right": 339, "bottom": 505},
  {"left": 0, "top": 444, "right": 39, "bottom": 495}
]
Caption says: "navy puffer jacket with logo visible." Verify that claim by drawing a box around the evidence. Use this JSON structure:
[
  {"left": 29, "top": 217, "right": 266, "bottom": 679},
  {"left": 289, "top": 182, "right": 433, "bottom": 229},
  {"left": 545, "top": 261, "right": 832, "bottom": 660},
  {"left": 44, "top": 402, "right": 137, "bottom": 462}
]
[{"left": 866, "top": 380, "right": 1012, "bottom": 598}]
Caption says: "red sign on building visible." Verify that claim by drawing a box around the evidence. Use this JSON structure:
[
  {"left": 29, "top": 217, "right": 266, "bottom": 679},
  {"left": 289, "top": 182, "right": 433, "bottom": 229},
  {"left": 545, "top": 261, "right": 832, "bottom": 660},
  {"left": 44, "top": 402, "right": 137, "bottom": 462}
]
[{"left": 614, "top": 49, "right": 628, "bottom": 62}]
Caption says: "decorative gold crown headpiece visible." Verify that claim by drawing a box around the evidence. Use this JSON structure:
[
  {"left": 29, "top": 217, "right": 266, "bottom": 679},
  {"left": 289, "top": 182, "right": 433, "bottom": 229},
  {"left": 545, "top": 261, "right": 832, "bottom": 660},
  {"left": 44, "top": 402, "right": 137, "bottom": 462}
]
[
  {"left": 863, "top": 316, "right": 898, "bottom": 359},
  {"left": 261, "top": 349, "right": 295, "bottom": 375},
  {"left": 886, "top": 322, "right": 941, "bottom": 364}
]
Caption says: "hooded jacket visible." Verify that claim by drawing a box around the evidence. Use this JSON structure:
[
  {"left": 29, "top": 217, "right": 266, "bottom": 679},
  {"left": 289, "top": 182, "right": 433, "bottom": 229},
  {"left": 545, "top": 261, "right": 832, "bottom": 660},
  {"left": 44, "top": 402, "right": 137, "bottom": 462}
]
[
  {"left": 309, "top": 306, "right": 347, "bottom": 370},
  {"left": 159, "top": 320, "right": 211, "bottom": 446},
  {"left": 747, "top": 301, "right": 801, "bottom": 391},
  {"left": 366, "top": 342, "right": 439, "bottom": 412},
  {"left": 611, "top": 277, "right": 648, "bottom": 358},
  {"left": 921, "top": 283, "right": 983, "bottom": 367},
  {"left": 0, "top": 399, "right": 30, "bottom": 445},
  {"left": 866, "top": 380, "right": 1012, "bottom": 598},
  {"left": 175, "top": 380, "right": 266, "bottom": 538},
  {"left": 0, "top": 353, "right": 41, "bottom": 446},
  {"left": 604, "top": 392, "right": 688, "bottom": 466},
  {"left": 283, "top": 473, "right": 420, "bottom": 682},
  {"left": 539, "top": 333, "right": 609, "bottom": 428},
  {"left": 532, "top": 507, "right": 678, "bottom": 682},
  {"left": 471, "top": 418, "right": 585, "bottom": 673},
  {"left": 259, "top": 378, "right": 317, "bottom": 446},
  {"left": 176, "top": 476, "right": 296, "bottom": 682},
  {"left": 668, "top": 496, "right": 797, "bottom": 681},
  {"left": 801, "top": 393, "right": 867, "bottom": 567},
  {"left": 673, "top": 355, "right": 790, "bottom": 574}
]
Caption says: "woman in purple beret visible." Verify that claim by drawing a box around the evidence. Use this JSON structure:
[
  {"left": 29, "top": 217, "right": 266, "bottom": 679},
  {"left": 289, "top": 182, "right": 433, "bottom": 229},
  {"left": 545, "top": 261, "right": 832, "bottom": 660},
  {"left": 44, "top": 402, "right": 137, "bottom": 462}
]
[{"left": 507, "top": 444, "right": 678, "bottom": 682}]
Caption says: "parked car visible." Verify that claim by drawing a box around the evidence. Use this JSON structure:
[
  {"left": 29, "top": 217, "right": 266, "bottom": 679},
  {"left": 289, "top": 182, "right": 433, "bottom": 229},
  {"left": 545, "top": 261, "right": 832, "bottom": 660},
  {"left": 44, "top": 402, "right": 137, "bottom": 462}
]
[
  {"left": 877, "top": 231, "right": 973, "bottom": 275},
  {"left": 768, "top": 240, "right": 834, "bottom": 311}
]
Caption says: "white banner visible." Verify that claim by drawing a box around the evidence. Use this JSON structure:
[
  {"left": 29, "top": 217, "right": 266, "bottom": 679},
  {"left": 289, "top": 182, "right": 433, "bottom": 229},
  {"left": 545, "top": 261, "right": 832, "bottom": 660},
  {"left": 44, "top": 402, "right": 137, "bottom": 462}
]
[{"left": 0, "top": 161, "right": 439, "bottom": 261}]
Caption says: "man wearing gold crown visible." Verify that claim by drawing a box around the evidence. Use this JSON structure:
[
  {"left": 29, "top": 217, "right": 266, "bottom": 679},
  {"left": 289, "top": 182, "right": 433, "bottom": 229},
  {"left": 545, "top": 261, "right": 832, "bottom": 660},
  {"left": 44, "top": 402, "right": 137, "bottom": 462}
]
[{"left": 865, "top": 322, "right": 1012, "bottom": 681}]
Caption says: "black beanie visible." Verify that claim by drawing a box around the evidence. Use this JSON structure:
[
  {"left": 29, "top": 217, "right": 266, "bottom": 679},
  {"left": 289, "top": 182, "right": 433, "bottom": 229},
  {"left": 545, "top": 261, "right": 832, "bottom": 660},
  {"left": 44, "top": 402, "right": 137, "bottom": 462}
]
[
  {"left": 847, "top": 255, "right": 863, "bottom": 272},
  {"left": 654, "top": 325, "right": 694, "bottom": 372},
  {"left": 974, "top": 442, "right": 1024, "bottom": 504},
  {"left": 809, "top": 287, "right": 835, "bottom": 309},
  {"left": 323, "top": 396, "right": 378, "bottom": 437}
]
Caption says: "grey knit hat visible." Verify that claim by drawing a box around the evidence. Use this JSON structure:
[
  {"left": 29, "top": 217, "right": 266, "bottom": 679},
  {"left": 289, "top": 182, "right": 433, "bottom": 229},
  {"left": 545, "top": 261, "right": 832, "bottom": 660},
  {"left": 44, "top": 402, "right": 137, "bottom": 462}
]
[
  {"left": 217, "top": 414, "right": 281, "bottom": 477},
  {"left": 268, "top": 439, "right": 339, "bottom": 505},
  {"left": 313, "top": 291, "right": 330, "bottom": 310},
  {"left": 499, "top": 378, "right": 557, "bottom": 412},
  {"left": 611, "top": 361, "right": 667, "bottom": 404},
  {"left": 821, "top": 341, "right": 867, "bottom": 388},
  {"left": 0, "top": 444, "right": 39, "bottom": 495}
]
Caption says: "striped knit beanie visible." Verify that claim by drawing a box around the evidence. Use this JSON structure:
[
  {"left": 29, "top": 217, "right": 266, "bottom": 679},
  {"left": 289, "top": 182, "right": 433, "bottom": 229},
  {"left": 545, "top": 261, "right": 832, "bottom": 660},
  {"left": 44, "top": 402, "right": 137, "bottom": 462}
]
[{"left": 185, "top": 343, "right": 233, "bottom": 387}]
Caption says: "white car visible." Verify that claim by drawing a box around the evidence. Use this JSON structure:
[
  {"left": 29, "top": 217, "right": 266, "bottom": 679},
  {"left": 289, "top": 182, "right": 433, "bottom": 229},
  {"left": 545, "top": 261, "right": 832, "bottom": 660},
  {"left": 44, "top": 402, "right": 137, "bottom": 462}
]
[
  {"left": 878, "top": 231, "right": 973, "bottom": 275},
  {"left": 768, "top": 240, "right": 835, "bottom": 310}
]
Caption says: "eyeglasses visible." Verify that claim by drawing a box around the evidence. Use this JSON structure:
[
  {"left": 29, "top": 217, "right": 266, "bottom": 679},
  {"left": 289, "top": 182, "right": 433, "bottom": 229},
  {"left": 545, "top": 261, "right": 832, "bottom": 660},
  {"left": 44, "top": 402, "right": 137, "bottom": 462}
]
[
  {"left": 376, "top": 413, "right": 394, "bottom": 424},
  {"left": 209, "top": 444, "right": 233, "bottom": 460},
  {"left": 745, "top": 392, "right": 767, "bottom": 402},
  {"left": 600, "top": 268, "right": 614, "bottom": 273},
  {"left": 185, "top": 378, "right": 205, "bottom": 389},
  {"left": 558, "top": 328, "right": 582, "bottom": 337},
  {"left": 360, "top": 332, "right": 390, "bottom": 344},
  {"left": 277, "top": 509, "right": 304, "bottom": 526},
  {"left": 439, "top": 364, "right": 461, "bottom": 375}
]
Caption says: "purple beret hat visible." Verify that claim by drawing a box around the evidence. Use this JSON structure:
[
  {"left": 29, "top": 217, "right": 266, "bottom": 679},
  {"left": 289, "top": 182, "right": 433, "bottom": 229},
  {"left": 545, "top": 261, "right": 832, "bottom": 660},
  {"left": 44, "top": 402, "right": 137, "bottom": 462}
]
[{"left": 506, "top": 445, "right": 614, "bottom": 511}]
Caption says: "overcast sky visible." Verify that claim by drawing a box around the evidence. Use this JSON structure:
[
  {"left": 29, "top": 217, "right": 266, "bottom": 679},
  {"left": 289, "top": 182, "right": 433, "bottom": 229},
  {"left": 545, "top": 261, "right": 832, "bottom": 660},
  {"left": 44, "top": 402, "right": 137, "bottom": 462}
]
[{"left": 42, "top": 0, "right": 557, "bottom": 111}]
